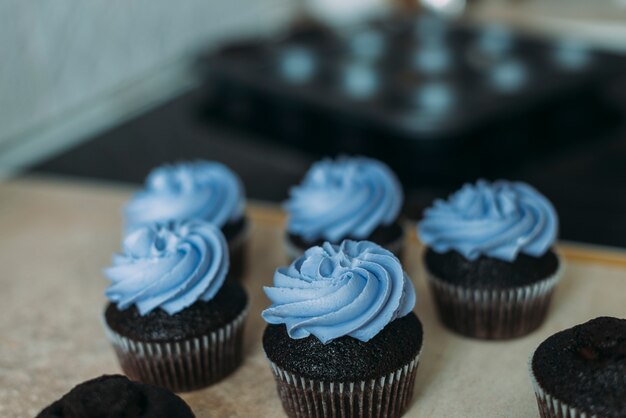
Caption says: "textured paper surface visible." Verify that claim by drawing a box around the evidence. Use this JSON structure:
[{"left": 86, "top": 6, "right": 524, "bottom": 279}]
[{"left": 1, "top": 176, "right": 625, "bottom": 418}]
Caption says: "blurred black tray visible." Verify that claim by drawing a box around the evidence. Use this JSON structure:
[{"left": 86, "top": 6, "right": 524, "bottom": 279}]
[{"left": 197, "top": 14, "right": 624, "bottom": 186}]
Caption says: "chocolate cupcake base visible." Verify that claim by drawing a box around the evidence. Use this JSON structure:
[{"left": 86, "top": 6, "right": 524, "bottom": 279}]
[
  {"left": 426, "top": 260, "right": 563, "bottom": 339},
  {"left": 284, "top": 221, "right": 405, "bottom": 262},
  {"left": 284, "top": 237, "right": 404, "bottom": 263},
  {"left": 263, "top": 313, "right": 423, "bottom": 418},
  {"left": 268, "top": 352, "right": 420, "bottom": 418},
  {"left": 104, "top": 307, "right": 247, "bottom": 392}
]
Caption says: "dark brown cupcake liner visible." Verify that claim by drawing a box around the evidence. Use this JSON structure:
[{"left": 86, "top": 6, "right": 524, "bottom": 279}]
[
  {"left": 104, "top": 307, "right": 247, "bottom": 392},
  {"left": 529, "top": 355, "right": 590, "bottom": 418},
  {"left": 267, "top": 351, "right": 420, "bottom": 418},
  {"left": 426, "top": 258, "right": 563, "bottom": 339}
]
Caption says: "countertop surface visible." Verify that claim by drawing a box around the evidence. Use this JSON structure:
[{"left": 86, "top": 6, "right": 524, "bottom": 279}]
[
  {"left": 468, "top": 0, "right": 626, "bottom": 52},
  {"left": 1, "top": 176, "right": 625, "bottom": 417}
]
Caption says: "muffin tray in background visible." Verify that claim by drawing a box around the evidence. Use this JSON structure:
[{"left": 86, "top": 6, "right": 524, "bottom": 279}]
[
  {"left": 197, "top": 14, "right": 624, "bottom": 186},
  {"left": 4, "top": 177, "right": 626, "bottom": 418}
]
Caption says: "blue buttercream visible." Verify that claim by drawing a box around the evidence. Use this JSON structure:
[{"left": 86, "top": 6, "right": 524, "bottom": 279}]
[
  {"left": 105, "top": 220, "right": 229, "bottom": 316},
  {"left": 418, "top": 179, "right": 558, "bottom": 262},
  {"left": 285, "top": 156, "right": 403, "bottom": 242},
  {"left": 124, "top": 161, "right": 245, "bottom": 231},
  {"left": 262, "top": 240, "right": 416, "bottom": 344}
]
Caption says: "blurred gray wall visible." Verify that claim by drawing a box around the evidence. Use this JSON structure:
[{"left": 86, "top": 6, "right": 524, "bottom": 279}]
[{"left": 0, "top": 0, "right": 297, "bottom": 176}]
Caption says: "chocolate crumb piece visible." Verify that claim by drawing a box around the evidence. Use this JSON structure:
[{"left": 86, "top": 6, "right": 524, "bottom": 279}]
[
  {"left": 532, "top": 317, "right": 626, "bottom": 418},
  {"left": 105, "top": 280, "right": 247, "bottom": 342},
  {"left": 36, "top": 374, "right": 195, "bottom": 418}
]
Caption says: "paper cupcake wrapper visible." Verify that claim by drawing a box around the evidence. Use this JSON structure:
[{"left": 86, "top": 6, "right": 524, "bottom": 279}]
[
  {"left": 284, "top": 234, "right": 405, "bottom": 263},
  {"left": 103, "top": 307, "right": 247, "bottom": 392},
  {"left": 528, "top": 355, "right": 596, "bottom": 418},
  {"left": 426, "top": 259, "right": 564, "bottom": 339},
  {"left": 267, "top": 352, "right": 420, "bottom": 418}
]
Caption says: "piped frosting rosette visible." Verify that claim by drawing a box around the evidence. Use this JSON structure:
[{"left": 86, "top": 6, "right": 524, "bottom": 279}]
[
  {"left": 419, "top": 179, "right": 558, "bottom": 262},
  {"left": 285, "top": 156, "right": 403, "bottom": 242},
  {"left": 262, "top": 240, "right": 415, "bottom": 344},
  {"left": 103, "top": 220, "right": 247, "bottom": 391},
  {"left": 124, "top": 161, "right": 245, "bottom": 231},
  {"left": 105, "top": 220, "right": 229, "bottom": 315}
]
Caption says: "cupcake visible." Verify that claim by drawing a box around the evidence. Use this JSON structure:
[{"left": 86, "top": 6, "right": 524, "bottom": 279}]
[
  {"left": 262, "top": 240, "right": 422, "bottom": 418},
  {"left": 284, "top": 156, "right": 405, "bottom": 260},
  {"left": 530, "top": 317, "right": 626, "bottom": 418},
  {"left": 103, "top": 221, "right": 248, "bottom": 392},
  {"left": 418, "top": 179, "right": 563, "bottom": 339},
  {"left": 37, "top": 375, "right": 195, "bottom": 418},
  {"left": 124, "top": 161, "right": 248, "bottom": 280}
]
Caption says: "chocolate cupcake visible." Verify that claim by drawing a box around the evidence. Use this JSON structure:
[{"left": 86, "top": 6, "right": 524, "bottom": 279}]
[
  {"left": 530, "top": 317, "right": 626, "bottom": 418},
  {"left": 37, "top": 374, "right": 195, "bottom": 418},
  {"left": 103, "top": 221, "right": 248, "bottom": 392},
  {"left": 124, "top": 161, "right": 248, "bottom": 280},
  {"left": 262, "top": 240, "right": 422, "bottom": 418},
  {"left": 284, "top": 156, "right": 405, "bottom": 261},
  {"left": 418, "top": 179, "right": 563, "bottom": 339}
]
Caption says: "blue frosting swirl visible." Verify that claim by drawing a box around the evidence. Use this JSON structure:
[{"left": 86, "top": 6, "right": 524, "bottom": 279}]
[
  {"left": 105, "top": 220, "right": 229, "bottom": 315},
  {"left": 285, "top": 156, "right": 403, "bottom": 242},
  {"left": 262, "top": 240, "right": 416, "bottom": 344},
  {"left": 124, "top": 161, "right": 245, "bottom": 231},
  {"left": 418, "top": 179, "right": 558, "bottom": 262}
]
